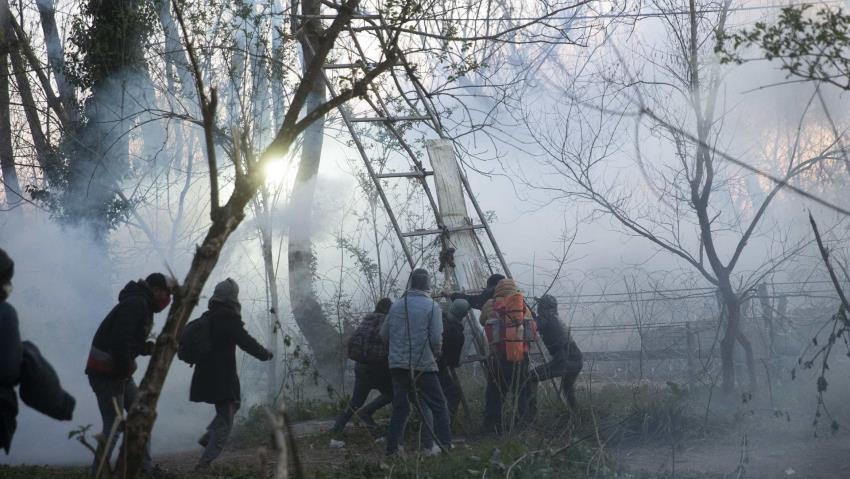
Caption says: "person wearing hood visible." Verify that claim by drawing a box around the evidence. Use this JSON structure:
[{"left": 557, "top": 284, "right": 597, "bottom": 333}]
[
  {"left": 447, "top": 273, "right": 505, "bottom": 310},
  {"left": 190, "top": 278, "right": 273, "bottom": 470},
  {"left": 330, "top": 298, "right": 394, "bottom": 437},
  {"left": 380, "top": 269, "right": 452, "bottom": 457},
  {"left": 528, "top": 294, "right": 583, "bottom": 415},
  {"left": 1, "top": 248, "right": 75, "bottom": 454},
  {"left": 85, "top": 271, "right": 173, "bottom": 476},
  {"left": 437, "top": 299, "right": 470, "bottom": 424}
]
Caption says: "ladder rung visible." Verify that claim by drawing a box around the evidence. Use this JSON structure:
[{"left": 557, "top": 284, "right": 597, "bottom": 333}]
[
  {"left": 375, "top": 171, "right": 433, "bottom": 179},
  {"left": 323, "top": 63, "right": 374, "bottom": 69},
  {"left": 350, "top": 115, "right": 431, "bottom": 123},
  {"left": 402, "top": 224, "right": 486, "bottom": 238}
]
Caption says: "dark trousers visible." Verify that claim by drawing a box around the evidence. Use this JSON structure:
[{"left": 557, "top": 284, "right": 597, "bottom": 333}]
[
  {"left": 88, "top": 375, "right": 152, "bottom": 477},
  {"left": 199, "top": 401, "right": 239, "bottom": 465},
  {"left": 332, "top": 362, "right": 393, "bottom": 433},
  {"left": 386, "top": 368, "right": 451, "bottom": 455},
  {"left": 483, "top": 354, "right": 532, "bottom": 434},
  {"left": 438, "top": 367, "right": 462, "bottom": 422},
  {"left": 528, "top": 352, "right": 582, "bottom": 418}
]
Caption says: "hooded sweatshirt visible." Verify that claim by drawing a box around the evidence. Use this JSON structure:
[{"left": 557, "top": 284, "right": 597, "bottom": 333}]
[{"left": 86, "top": 281, "right": 156, "bottom": 378}]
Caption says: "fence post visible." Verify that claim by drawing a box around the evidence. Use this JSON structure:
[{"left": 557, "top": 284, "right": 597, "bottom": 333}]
[{"left": 685, "top": 322, "right": 696, "bottom": 379}]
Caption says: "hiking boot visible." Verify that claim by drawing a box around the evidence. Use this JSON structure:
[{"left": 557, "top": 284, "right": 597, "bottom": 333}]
[
  {"left": 423, "top": 445, "right": 442, "bottom": 457},
  {"left": 385, "top": 445, "right": 405, "bottom": 458}
]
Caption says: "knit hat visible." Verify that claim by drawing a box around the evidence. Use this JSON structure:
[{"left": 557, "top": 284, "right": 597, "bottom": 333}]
[
  {"left": 375, "top": 298, "right": 392, "bottom": 314},
  {"left": 408, "top": 268, "right": 431, "bottom": 291},
  {"left": 537, "top": 294, "right": 558, "bottom": 316},
  {"left": 210, "top": 278, "right": 240, "bottom": 312},
  {"left": 486, "top": 274, "right": 506, "bottom": 288},
  {"left": 449, "top": 299, "right": 471, "bottom": 320},
  {"left": 0, "top": 248, "right": 13, "bottom": 285},
  {"left": 145, "top": 272, "right": 169, "bottom": 291}
]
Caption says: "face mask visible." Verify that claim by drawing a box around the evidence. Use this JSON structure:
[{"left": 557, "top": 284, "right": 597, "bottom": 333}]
[{"left": 154, "top": 294, "right": 171, "bottom": 313}]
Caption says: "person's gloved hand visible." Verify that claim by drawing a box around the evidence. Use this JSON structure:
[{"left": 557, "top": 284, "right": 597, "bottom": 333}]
[
  {"left": 263, "top": 350, "right": 274, "bottom": 361},
  {"left": 141, "top": 341, "right": 156, "bottom": 356}
]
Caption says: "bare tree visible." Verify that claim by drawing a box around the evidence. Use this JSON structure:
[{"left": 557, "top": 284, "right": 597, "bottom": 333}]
[{"left": 526, "top": 0, "right": 845, "bottom": 394}]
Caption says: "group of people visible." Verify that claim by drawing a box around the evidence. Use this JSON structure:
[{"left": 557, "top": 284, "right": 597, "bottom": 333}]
[
  {"left": 0, "top": 246, "right": 274, "bottom": 476},
  {"left": 331, "top": 269, "right": 584, "bottom": 457},
  {"left": 0, "top": 242, "right": 583, "bottom": 471},
  {"left": 84, "top": 275, "right": 273, "bottom": 475}
]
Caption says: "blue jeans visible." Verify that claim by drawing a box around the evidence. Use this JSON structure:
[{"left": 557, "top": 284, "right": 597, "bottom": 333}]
[
  {"left": 386, "top": 368, "right": 451, "bottom": 455},
  {"left": 332, "top": 363, "right": 393, "bottom": 433},
  {"left": 88, "top": 375, "right": 152, "bottom": 477},
  {"left": 199, "top": 401, "right": 239, "bottom": 466}
]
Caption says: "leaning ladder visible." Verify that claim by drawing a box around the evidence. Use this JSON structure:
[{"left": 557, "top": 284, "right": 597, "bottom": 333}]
[{"left": 300, "top": 11, "right": 512, "bottom": 280}]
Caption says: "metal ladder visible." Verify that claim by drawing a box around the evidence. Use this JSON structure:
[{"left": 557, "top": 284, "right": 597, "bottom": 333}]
[
  {"left": 300, "top": 10, "right": 512, "bottom": 279},
  {"left": 299, "top": 11, "right": 572, "bottom": 419}
]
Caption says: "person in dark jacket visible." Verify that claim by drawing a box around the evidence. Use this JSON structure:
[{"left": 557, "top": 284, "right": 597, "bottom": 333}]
[
  {"left": 1, "top": 248, "right": 75, "bottom": 455},
  {"left": 0, "top": 248, "right": 21, "bottom": 454},
  {"left": 527, "top": 294, "right": 583, "bottom": 417},
  {"left": 85, "top": 272, "right": 173, "bottom": 476},
  {"left": 437, "top": 299, "right": 470, "bottom": 424},
  {"left": 191, "top": 278, "right": 273, "bottom": 470},
  {"left": 448, "top": 273, "right": 505, "bottom": 310},
  {"left": 330, "top": 298, "right": 393, "bottom": 437}
]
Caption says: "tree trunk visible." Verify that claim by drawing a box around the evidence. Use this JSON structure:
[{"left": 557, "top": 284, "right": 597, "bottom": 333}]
[
  {"left": 0, "top": 0, "right": 19, "bottom": 210},
  {"left": 719, "top": 291, "right": 758, "bottom": 395},
  {"left": 257, "top": 187, "right": 281, "bottom": 404},
  {"left": 35, "top": 0, "right": 76, "bottom": 120},
  {"left": 287, "top": 0, "right": 344, "bottom": 383},
  {"left": 9, "top": 39, "right": 54, "bottom": 177},
  {"left": 65, "top": 0, "right": 145, "bottom": 237}
]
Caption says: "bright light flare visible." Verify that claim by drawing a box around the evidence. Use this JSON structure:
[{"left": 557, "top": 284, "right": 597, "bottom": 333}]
[{"left": 263, "top": 158, "right": 289, "bottom": 185}]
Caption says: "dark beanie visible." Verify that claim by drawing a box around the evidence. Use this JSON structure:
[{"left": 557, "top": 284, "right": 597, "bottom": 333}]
[
  {"left": 375, "top": 298, "right": 392, "bottom": 314},
  {"left": 409, "top": 268, "right": 431, "bottom": 291},
  {"left": 486, "top": 274, "right": 506, "bottom": 288},
  {"left": 145, "top": 272, "right": 169, "bottom": 291},
  {"left": 538, "top": 294, "right": 558, "bottom": 315},
  {"left": 0, "top": 248, "right": 13, "bottom": 285}
]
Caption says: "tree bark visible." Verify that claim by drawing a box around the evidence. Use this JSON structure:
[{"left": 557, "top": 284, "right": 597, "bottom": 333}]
[
  {"left": 9, "top": 39, "right": 53, "bottom": 175},
  {"left": 35, "top": 0, "right": 76, "bottom": 120},
  {"left": 287, "top": 0, "right": 345, "bottom": 383},
  {"left": 257, "top": 187, "right": 281, "bottom": 404},
  {"left": 0, "top": 0, "right": 19, "bottom": 209}
]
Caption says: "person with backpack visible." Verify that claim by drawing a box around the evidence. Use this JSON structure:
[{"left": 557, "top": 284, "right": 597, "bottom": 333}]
[
  {"left": 189, "top": 278, "right": 273, "bottom": 470},
  {"left": 1, "top": 248, "right": 75, "bottom": 455},
  {"left": 330, "top": 298, "right": 394, "bottom": 436},
  {"left": 380, "top": 269, "right": 452, "bottom": 457},
  {"left": 527, "top": 294, "right": 583, "bottom": 417},
  {"left": 85, "top": 271, "right": 173, "bottom": 476},
  {"left": 479, "top": 278, "right": 537, "bottom": 434},
  {"left": 447, "top": 273, "right": 505, "bottom": 310},
  {"left": 437, "top": 299, "right": 470, "bottom": 424}
]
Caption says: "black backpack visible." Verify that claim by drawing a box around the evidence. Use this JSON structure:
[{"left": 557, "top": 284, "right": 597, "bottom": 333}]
[
  {"left": 440, "top": 316, "right": 466, "bottom": 369},
  {"left": 178, "top": 315, "right": 213, "bottom": 365},
  {"left": 347, "top": 314, "right": 388, "bottom": 365}
]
